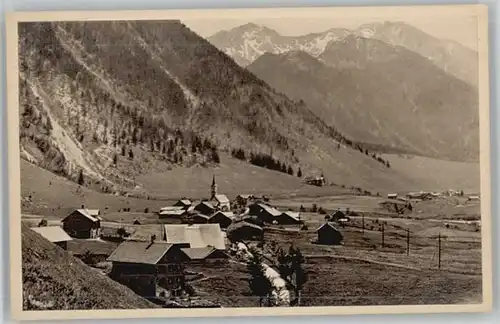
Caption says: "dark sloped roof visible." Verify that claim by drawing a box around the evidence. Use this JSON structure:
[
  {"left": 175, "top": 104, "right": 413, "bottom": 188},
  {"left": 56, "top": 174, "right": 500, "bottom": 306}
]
[
  {"left": 316, "top": 222, "right": 341, "bottom": 233},
  {"left": 62, "top": 209, "right": 100, "bottom": 223},
  {"left": 107, "top": 241, "right": 173, "bottom": 264}
]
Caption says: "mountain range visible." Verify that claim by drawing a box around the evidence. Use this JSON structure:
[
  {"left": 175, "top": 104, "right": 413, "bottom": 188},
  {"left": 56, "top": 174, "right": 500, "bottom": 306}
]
[
  {"left": 208, "top": 21, "right": 478, "bottom": 87},
  {"left": 209, "top": 21, "right": 479, "bottom": 162},
  {"left": 247, "top": 37, "right": 479, "bottom": 162},
  {"left": 19, "top": 20, "right": 418, "bottom": 195}
]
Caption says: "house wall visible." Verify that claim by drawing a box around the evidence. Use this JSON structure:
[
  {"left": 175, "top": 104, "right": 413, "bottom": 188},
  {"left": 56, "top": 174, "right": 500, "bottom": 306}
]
[
  {"left": 318, "top": 228, "right": 343, "bottom": 245},
  {"left": 63, "top": 212, "right": 100, "bottom": 239},
  {"left": 110, "top": 262, "right": 157, "bottom": 298},
  {"left": 209, "top": 215, "right": 232, "bottom": 229}
]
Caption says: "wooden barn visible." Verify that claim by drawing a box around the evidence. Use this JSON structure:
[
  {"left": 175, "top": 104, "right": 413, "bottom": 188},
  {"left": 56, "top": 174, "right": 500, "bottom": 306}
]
[
  {"left": 194, "top": 201, "right": 216, "bottom": 216},
  {"left": 277, "top": 211, "right": 302, "bottom": 225},
  {"left": 208, "top": 211, "right": 234, "bottom": 229},
  {"left": 61, "top": 209, "right": 102, "bottom": 239},
  {"left": 107, "top": 239, "right": 186, "bottom": 299},
  {"left": 316, "top": 223, "right": 343, "bottom": 245},
  {"left": 249, "top": 203, "right": 281, "bottom": 224},
  {"left": 31, "top": 226, "right": 73, "bottom": 250},
  {"left": 227, "top": 222, "right": 264, "bottom": 242}
]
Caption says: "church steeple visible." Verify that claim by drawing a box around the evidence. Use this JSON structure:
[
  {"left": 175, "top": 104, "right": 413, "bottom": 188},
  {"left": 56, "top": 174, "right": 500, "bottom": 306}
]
[{"left": 211, "top": 174, "right": 217, "bottom": 199}]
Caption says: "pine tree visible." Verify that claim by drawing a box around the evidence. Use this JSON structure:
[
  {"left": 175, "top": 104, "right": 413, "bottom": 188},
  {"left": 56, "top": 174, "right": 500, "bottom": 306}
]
[
  {"left": 211, "top": 147, "right": 220, "bottom": 164},
  {"left": 112, "top": 153, "right": 118, "bottom": 166},
  {"left": 247, "top": 248, "right": 273, "bottom": 307},
  {"left": 287, "top": 166, "right": 293, "bottom": 175},
  {"left": 297, "top": 167, "right": 302, "bottom": 178},
  {"left": 77, "top": 169, "right": 84, "bottom": 186}
]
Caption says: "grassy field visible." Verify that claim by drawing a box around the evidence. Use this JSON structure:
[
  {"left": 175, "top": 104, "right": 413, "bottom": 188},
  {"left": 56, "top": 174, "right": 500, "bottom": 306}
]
[{"left": 382, "top": 154, "right": 480, "bottom": 194}]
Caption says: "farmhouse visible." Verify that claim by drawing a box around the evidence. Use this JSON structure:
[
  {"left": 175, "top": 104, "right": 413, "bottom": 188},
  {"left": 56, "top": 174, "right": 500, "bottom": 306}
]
[
  {"left": 194, "top": 201, "right": 216, "bottom": 215},
  {"left": 249, "top": 202, "right": 281, "bottom": 223},
  {"left": 387, "top": 193, "right": 398, "bottom": 199},
  {"left": 316, "top": 222, "right": 343, "bottom": 245},
  {"left": 108, "top": 239, "right": 186, "bottom": 299},
  {"left": 227, "top": 222, "right": 264, "bottom": 241},
  {"left": 180, "top": 246, "right": 229, "bottom": 263},
  {"left": 277, "top": 211, "right": 302, "bottom": 225},
  {"left": 31, "top": 226, "right": 72, "bottom": 250},
  {"left": 208, "top": 211, "right": 234, "bottom": 229},
  {"left": 164, "top": 224, "right": 226, "bottom": 250},
  {"left": 174, "top": 199, "right": 192, "bottom": 209},
  {"left": 62, "top": 209, "right": 102, "bottom": 239}
]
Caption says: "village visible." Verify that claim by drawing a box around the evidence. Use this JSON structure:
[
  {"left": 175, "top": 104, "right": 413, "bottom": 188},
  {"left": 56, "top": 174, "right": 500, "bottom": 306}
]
[{"left": 23, "top": 173, "right": 483, "bottom": 308}]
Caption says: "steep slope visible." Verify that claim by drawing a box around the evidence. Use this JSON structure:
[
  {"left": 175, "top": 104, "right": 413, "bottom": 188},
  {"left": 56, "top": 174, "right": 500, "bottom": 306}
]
[
  {"left": 19, "top": 21, "right": 415, "bottom": 194},
  {"left": 355, "top": 21, "right": 478, "bottom": 86},
  {"left": 247, "top": 39, "right": 479, "bottom": 162},
  {"left": 208, "top": 23, "right": 349, "bottom": 66},
  {"left": 21, "top": 223, "right": 158, "bottom": 310}
]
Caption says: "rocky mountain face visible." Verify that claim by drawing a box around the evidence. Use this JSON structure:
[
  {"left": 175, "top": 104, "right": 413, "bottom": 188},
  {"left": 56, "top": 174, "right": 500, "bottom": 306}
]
[
  {"left": 19, "top": 21, "right": 410, "bottom": 194},
  {"left": 208, "top": 23, "right": 350, "bottom": 66},
  {"left": 248, "top": 40, "right": 479, "bottom": 162},
  {"left": 208, "top": 21, "right": 478, "bottom": 87}
]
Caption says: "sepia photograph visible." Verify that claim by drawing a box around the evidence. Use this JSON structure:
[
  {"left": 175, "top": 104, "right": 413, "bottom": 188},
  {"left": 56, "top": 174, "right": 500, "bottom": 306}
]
[{"left": 6, "top": 4, "right": 491, "bottom": 321}]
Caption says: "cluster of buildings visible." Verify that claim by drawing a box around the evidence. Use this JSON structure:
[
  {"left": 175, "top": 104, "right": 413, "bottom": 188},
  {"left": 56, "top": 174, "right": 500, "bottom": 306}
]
[
  {"left": 158, "top": 175, "right": 303, "bottom": 231},
  {"left": 29, "top": 175, "right": 350, "bottom": 304}
]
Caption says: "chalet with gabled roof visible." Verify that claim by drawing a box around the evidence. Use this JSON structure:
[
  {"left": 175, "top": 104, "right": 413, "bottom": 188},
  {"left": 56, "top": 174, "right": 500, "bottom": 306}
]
[
  {"left": 108, "top": 239, "right": 186, "bottom": 298},
  {"left": 62, "top": 209, "right": 102, "bottom": 239},
  {"left": 194, "top": 201, "right": 216, "bottom": 215},
  {"left": 249, "top": 202, "right": 281, "bottom": 224},
  {"left": 208, "top": 211, "right": 234, "bottom": 229}
]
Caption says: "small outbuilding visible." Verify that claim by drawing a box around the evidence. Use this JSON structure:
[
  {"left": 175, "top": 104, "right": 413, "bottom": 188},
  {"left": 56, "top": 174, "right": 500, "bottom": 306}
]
[
  {"left": 31, "top": 226, "right": 73, "bottom": 250},
  {"left": 316, "top": 222, "right": 343, "bottom": 246}
]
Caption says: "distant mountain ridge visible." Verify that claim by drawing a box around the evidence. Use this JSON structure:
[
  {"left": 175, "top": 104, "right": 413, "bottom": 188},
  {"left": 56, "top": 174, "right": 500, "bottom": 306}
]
[
  {"left": 248, "top": 38, "right": 479, "bottom": 162},
  {"left": 208, "top": 21, "right": 478, "bottom": 86}
]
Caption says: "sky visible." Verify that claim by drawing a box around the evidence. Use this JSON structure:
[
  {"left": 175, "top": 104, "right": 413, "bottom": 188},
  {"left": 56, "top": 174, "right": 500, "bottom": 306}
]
[{"left": 182, "top": 12, "right": 478, "bottom": 50}]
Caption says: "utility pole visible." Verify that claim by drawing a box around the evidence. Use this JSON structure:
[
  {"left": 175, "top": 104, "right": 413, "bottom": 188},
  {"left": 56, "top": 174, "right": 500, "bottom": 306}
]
[
  {"left": 381, "top": 223, "right": 385, "bottom": 248},
  {"left": 438, "top": 232, "right": 442, "bottom": 269},
  {"left": 406, "top": 228, "right": 410, "bottom": 256},
  {"left": 362, "top": 213, "right": 365, "bottom": 233}
]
